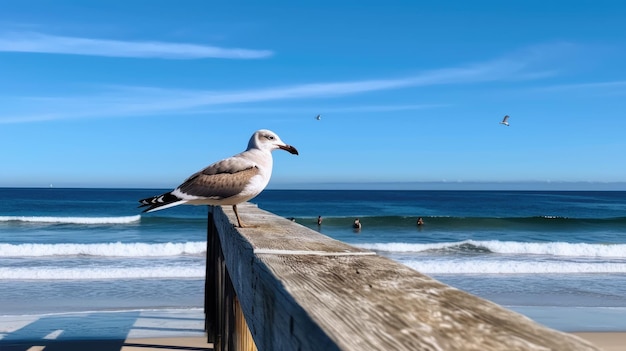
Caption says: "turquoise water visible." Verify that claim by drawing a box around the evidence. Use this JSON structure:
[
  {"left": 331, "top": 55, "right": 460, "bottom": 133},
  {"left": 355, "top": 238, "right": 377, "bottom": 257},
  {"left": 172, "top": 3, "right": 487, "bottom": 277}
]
[{"left": 1, "top": 188, "right": 626, "bottom": 332}]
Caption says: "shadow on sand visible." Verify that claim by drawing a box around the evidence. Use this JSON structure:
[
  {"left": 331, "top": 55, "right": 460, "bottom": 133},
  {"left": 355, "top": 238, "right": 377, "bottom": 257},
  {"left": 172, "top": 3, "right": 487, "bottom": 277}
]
[{"left": 0, "top": 311, "right": 212, "bottom": 351}]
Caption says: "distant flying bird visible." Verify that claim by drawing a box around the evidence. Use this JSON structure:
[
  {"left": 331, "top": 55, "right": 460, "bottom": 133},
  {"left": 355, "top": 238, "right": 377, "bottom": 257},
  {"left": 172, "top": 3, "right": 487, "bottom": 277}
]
[
  {"left": 500, "top": 115, "right": 510, "bottom": 126},
  {"left": 316, "top": 114, "right": 321, "bottom": 120},
  {"left": 138, "top": 129, "right": 299, "bottom": 227}
]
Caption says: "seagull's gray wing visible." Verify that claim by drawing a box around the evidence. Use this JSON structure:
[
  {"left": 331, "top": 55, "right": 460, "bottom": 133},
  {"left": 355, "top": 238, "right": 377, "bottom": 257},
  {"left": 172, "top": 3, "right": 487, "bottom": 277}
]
[{"left": 177, "top": 157, "right": 259, "bottom": 199}]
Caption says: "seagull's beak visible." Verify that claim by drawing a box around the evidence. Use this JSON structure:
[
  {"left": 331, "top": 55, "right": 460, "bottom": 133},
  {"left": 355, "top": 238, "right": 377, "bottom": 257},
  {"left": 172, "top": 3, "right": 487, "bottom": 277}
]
[{"left": 279, "top": 144, "right": 299, "bottom": 155}]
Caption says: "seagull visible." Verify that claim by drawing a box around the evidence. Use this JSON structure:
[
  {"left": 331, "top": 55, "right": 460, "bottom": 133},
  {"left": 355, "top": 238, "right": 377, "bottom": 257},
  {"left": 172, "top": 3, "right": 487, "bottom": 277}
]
[
  {"left": 315, "top": 114, "right": 321, "bottom": 120},
  {"left": 500, "top": 115, "right": 510, "bottom": 126},
  {"left": 138, "top": 129, "right": 299, "bottom": 227}
]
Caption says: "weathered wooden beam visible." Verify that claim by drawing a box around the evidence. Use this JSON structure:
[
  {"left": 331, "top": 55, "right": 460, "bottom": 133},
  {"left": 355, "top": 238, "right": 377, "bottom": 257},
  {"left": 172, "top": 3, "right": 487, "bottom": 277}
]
[{"left": 212, "top": 203, "right": 601, "bottom": 351}]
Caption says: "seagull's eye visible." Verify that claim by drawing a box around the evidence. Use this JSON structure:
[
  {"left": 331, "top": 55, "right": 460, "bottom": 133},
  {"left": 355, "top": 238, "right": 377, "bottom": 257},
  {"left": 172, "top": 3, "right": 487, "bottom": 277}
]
[{"left": 266, "top": 135, "right": 275, "bottom": 140}]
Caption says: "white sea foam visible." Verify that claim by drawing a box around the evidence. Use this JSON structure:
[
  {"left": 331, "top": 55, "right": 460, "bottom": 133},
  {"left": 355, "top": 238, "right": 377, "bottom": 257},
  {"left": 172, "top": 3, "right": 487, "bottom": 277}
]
[
  {"left": 404, "top": 259, "right": 626, "bottom": 274},
  {"left": 0, "top": 215, "right": 141, "bottom": 224},
  {"left": 0, "top": 241, "right": 206, "bottom": 257},
  {"left": 2, "top": 256, "right": 623, "bottom": 278},
  {"left": 356, "top": 240, "right": 626, "bottom": 258},
  {"left": 0, "top": 265, "right": 205, "bottom": 280}
]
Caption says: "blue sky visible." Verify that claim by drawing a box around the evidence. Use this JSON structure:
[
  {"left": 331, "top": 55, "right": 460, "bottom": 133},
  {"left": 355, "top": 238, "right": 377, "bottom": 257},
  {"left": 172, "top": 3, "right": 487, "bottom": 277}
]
[{"left": 1, "top": 1, "right": 625, "bottom": 190}]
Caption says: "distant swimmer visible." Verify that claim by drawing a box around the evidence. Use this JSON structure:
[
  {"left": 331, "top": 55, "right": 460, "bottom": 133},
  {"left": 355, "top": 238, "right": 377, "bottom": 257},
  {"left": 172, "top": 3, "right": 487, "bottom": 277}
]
[
  {"left": 417, "top": 217, "right": 424, "bottom": 226},
  {"left": 317, "top": 215, "right": 322, "bottom": 226},
  {"left": 353, "top": 218, "right": 362, "bottom": 229},
  {"left": 316, "top": 114, "right": 321, "bottom": 120},
  {"left": 500, "top": 115, "right": 510, "bottom": 126}
]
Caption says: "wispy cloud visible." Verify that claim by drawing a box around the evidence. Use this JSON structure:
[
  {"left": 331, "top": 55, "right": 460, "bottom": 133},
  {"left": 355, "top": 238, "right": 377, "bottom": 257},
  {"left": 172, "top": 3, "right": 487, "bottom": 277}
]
[
  {"left": 535, "top": 80, "right": 626, "bottom": 92},
  {"left": 0, "top": 32, "right": 273, "bottom": 59},
  {"left": 0, "top": 44, "right": 565, "bottom": 124},
  {"left": 175, "top": 104, "right": 448, "bottom": 116},
  {"left": 101, "top": 54, "right": 544, "bottom": 105}
]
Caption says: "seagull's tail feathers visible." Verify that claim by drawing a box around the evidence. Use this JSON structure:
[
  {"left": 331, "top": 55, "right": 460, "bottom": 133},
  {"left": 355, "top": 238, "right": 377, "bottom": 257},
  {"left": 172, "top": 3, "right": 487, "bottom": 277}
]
[{"left": 138, "top": 192, "right": 187, "bottom": 213}]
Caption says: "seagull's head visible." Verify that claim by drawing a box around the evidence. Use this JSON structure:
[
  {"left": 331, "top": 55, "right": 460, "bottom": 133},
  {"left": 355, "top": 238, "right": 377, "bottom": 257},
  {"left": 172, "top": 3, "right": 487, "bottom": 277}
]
[{"left": 249, "top": 129, "right": 299, "bottom": 155}]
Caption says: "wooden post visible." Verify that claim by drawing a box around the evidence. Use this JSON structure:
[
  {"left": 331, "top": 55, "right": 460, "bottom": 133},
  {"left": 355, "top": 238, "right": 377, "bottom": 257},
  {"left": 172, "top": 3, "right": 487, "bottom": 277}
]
[
  {"left": 207, "top": 206, "right": 261, "bottom": 350},
  {"left": 215, "top": 247, "right": 231, "bottom": 351},
  {"left": 235, "top": 296, "right": 257, "bottom": 351},
  {"left": 211, "top": 221, "right": 257, "bottom": 351}
]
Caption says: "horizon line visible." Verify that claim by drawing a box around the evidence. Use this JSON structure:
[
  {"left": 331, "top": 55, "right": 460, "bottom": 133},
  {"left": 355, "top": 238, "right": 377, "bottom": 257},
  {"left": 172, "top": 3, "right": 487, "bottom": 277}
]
[{"left": 3, "top": 181, "right": 626, "bottom": 191}]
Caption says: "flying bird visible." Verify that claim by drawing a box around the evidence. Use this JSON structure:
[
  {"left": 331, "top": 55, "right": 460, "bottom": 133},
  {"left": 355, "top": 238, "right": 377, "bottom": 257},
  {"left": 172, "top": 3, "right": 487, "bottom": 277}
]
[
  {"left": 138, "top": 129, "right": 299, "bottom": 227},
  {"left": 316, "top": 114, "right": 321, "bottom": 120},
  {"left": 500, "top": 115, "right": 510, "bottom": 126}
]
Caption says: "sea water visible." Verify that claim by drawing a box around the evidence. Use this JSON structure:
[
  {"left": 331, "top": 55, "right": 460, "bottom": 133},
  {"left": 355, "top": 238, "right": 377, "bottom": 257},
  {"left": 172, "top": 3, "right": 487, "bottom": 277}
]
[{"left": 1, "top": 188, "right": 626, "bottom": 332}]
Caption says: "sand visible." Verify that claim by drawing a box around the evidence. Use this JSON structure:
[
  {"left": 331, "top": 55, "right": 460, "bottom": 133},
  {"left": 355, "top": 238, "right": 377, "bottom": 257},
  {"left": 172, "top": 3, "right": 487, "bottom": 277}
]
[
  {"left": 125, "top": 334, "right": 619, "bottom": 351},
  {"left": 572, "top": 332, "right": 625, "bottom": 351},
  {"left": 122, "top": 336, "right": 212, "bottom": 350},
  {"left": 0, "top": 336, "right": 212, "bottom": 351},
  {"left": 1, "top": 310, "right": 622, "bottom": 350},
  {"left": 2, "top": 333, "right": 623, "bottom": 350},
  {"left": 122, "top": 334, "right": 622, "bottom": 351}
]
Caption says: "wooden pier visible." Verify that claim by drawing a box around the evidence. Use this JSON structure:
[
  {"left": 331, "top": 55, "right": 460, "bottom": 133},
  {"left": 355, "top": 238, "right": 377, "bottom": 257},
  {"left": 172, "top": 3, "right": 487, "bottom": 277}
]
[{"left": 204, "top": 203, "right": 601, "bottom": 351}]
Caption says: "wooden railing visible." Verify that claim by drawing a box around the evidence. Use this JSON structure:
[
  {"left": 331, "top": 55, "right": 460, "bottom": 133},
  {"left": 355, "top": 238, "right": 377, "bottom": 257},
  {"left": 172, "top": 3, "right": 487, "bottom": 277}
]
[{"left": 204, "top": 203, "right": 601, "bottom": 351}]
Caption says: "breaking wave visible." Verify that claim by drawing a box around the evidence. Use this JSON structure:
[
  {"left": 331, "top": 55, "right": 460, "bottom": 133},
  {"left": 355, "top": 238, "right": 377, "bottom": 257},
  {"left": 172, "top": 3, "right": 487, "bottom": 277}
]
[
  {"left": 356, "top": 240, "right": 626, "bottom": 258},
  {"left": 0, "top": 215, "right": 141, "bottom": 225},
  {"left": 0, "top": 241, "right": 206, "bottom": 257},
  {"left": 0, "top": 266, "right": 205, "bottom": 280}
]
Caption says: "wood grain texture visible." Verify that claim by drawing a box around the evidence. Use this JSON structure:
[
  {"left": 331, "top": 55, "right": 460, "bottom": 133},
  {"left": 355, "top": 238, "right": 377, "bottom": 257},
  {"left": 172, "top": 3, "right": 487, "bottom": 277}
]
[{"left": 212, "top": 203, "right": 601, "bottom": 351}]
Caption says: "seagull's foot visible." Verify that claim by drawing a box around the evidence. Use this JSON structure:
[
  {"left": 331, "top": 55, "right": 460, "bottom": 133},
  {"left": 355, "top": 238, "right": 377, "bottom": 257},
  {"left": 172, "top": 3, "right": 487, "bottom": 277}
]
[{"left": 232, "top": 205, "right": 259, "bottom": 228}]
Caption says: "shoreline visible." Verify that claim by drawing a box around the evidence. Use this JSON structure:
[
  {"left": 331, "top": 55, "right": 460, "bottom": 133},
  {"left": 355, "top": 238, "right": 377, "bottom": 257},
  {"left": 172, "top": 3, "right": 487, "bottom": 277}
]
[
  {"left": 1, "top": 333, "right": 623, "bottom": 351},
  {"left": 572, "top": 332, "right": 625, "bottom": 351},
  {"left": 0, "top": 336, "right": 213, "bottom": 351},
  {"left": 1, "top": 309, "right": 624, "bottom": 350}
]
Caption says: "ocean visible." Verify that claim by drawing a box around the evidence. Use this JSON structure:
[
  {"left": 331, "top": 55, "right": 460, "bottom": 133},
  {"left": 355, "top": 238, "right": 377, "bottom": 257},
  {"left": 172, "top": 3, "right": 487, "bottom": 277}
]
[{"left": 1, "top": 188, "right": 626, "bottom": 335}]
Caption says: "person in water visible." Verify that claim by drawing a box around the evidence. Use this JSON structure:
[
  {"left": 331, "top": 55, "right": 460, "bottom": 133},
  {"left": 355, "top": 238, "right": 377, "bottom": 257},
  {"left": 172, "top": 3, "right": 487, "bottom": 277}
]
[
  {"left": 417, "top": 217, "right": 424, "bottom": 226},
  {"left": 353, "top": 218, "right": 362, "bottom": 229},
  {"left": 317, "top": 215, "right": 322, "bottom": 226}
]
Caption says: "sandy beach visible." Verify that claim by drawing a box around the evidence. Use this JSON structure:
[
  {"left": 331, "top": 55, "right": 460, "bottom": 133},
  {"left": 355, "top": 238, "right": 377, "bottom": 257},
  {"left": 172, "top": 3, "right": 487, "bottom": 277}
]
[
  {"left": 572, "top": 332, "right": 625, "bottom": 351},
  {"left": 0, "top": 309, "right": 210, "bottom": 350},
  {"left": 119, "top": 333, "right": 626, "bottom": 351},
  {"left": 0, "top": 336, "right": 212, "bottom": 351},
  {"left": 121, "top": 337, "right": 212, "bottom": 350},
  {"left": 1, "top": 333, "right": 623, "bottom": 350},
  {"left": 0, "top": 309, "right": 623, "bottom": 350}
]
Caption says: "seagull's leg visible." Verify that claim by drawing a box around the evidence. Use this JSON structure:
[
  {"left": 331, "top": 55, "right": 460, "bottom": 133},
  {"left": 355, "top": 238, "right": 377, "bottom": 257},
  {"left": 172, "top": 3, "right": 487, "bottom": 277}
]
[{"left": 232, "top": 204, "right": 245, "bottom": 228}]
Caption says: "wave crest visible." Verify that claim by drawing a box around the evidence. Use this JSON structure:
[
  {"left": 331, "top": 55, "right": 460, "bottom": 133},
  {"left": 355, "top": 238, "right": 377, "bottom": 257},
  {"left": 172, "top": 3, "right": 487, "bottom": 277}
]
[
  {"left": 0, "top": 266, "right": 205, "bottom": 280},
  {"left": 0, "top": 215, "right": 141, "bottom": 224},
  {"left": 356, "top": 240, "right": 626, "bottom": 258},
  {"left": 0, "top": 241, "right": 206, "bottom": 257},
  {"left": 405, "top": 260, "right": 626, "bottom": 274}
]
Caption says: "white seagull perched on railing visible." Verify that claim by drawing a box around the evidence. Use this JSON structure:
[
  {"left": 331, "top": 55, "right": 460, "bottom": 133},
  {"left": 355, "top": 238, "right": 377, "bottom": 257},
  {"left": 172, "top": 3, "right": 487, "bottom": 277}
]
[
  {"left": 138, "top": 129, "right": 299, "bottom": 228},
  {"left": 500, "top": 115, "right": 510, "bottom": 126}
]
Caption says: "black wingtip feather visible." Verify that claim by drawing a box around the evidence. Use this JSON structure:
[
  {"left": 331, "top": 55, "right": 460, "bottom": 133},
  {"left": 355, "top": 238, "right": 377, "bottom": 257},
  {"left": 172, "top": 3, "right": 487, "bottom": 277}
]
[{"left": 137, "top": 192, "right": 181, "bottom": 212}]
